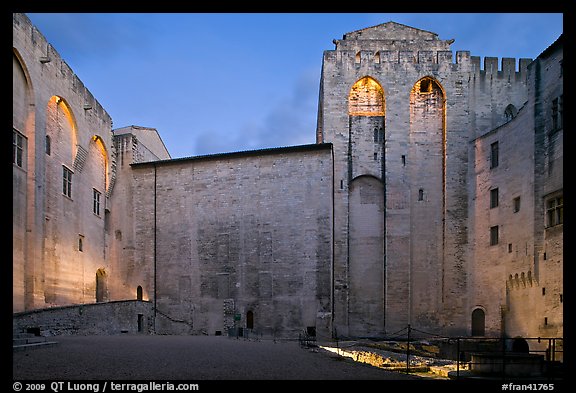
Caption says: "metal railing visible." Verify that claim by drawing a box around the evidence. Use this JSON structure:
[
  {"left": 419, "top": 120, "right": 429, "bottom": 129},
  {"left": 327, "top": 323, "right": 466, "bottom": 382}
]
[{"left": 327, "top": 325, "right": 563, "bottom": 380}]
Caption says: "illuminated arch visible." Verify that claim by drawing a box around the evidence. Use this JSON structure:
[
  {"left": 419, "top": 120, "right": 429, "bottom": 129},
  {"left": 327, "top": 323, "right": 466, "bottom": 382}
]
[
  {"left": 348, "top": 76, "right": 385, "bottom": 116},
  {"left": 95, "top": 268, "right": 108, "bottom": 302},
  {"left": 13, "top": 48, "right": 34, "bottom": 132},
  {"left": 47, "top": 96, "right": 78, "bottom": 160},
  {"left": 90, "top": 135, "right": 110, "bottom": 192}
]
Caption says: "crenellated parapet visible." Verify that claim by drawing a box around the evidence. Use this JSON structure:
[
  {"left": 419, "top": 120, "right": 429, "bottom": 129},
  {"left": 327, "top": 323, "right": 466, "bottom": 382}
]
[{"left": 325, "top": 47, "right": 532, "bottom": 79}]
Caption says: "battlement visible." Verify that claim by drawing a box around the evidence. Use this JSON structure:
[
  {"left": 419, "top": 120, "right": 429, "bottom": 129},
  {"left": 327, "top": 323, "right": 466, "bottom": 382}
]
[
  {"left": 324, "top": 48, "right": 532, "bottom": 77},
  {"left": 470, "top": 56, "right": 533, "bottom": 76}
]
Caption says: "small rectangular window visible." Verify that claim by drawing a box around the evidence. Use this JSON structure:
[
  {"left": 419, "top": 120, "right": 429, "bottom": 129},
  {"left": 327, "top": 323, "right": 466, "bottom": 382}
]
[
  {"left": 490, "top": 226, "right": 499, "bottom": 246},
  {"left": 513, "top": 197, "right": 521, "bottom": 213},
  {"left": 78, "top": 235, "right": 84, "bottom": 252},
  {"left": 490, "top": 188, "right": 499, "bottom": 209},
  {"left": 490, "top": 141, "right": 499, "bottom": 169},
  {"left": 546, "top": 195, "right": 563, "bottom": 227},
  {"left": 62, "top": 166, "right": 73, "bottom": 198},
  {"left": 93, "top": 189, "right": 101, "bottom": 216},
  {"left": 508, "top": 243, "right": 513, "bottom": 253},
  {"left": 13, "top": 128, "right": 25, "bottom": 168},
  {"left": 373, "top": 152, "right": 378, "bottom": 160},
  {"left": 402, "top": 155, "right": 406, "bottom": 166}
]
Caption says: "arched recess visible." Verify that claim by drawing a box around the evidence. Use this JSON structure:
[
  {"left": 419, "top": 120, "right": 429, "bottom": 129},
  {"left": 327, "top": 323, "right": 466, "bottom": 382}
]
[
  {"left": 348, "top": 175, "right": 385, "bottom": 337},
  {"left": 96, "top": 268, "right": 108, "bottom": 302},
  {"left": 471, "top": 307, "right": 486, "bottom": 336},
  {"left": 246, "top": 310, "right": 254, "bottom": 329},
  {"left": 348, "top": 77, "right": 386, "bottom": 180},
  {"left": 504, "top": 104, "right": 518, "bottom": 122},
  {"left": 13, "top": 47, "right": 35, "bottom": 312},
  {"left": 136, "top": 285, "right": 143, "bottom": 301},
  {"left": 348, "top": 76, "right": 385, "bottom": 116},
  {"left": 408, "top": 77, "right": 446, "bottom": 313},
  {"left": 43, "top": 96, "right": 79, "bottom": 306},
  {"left": 86, "top": 135, "right": 110, "bottom": 215},
  {"left": 46, "top": 96, "right": 78, "bottom": 162},
  {"left": 13, "top": 48, "right": 34, "bottom": 134},
  {"left": 90, "top": 135, "right": 110, "bottom": 192}
]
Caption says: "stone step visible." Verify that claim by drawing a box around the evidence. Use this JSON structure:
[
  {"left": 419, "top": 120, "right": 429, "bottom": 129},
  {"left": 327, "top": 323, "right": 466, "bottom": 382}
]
[
  {"left": 13, "top": 341, "right": 58, "bottom": 352},
  {"left": 13, "top": 332, "right": 36, "bottom": 339},
  {"left": 13, "top": 336, "right": 48, "bottom": 346}
]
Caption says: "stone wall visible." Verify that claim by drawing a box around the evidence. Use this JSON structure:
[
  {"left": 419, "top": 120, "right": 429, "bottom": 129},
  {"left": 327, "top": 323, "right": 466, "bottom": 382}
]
[
  {"left": 13, "top": 13, "right": 114, "bottom": 312},
  {"left": 13, "top": 300, "right": 153, "bottom": 336},
  {"left": 317, "top": 22, "right": 531, "bottom": 337},
  {"left": 130, "top": 145, "right": 333, "bottom": 338}
]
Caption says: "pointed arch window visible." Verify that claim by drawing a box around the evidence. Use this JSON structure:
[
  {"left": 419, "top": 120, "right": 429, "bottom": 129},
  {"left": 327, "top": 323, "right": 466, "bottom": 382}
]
[{"left": 348, "top": 77, "right": 384, "bottom": 116}]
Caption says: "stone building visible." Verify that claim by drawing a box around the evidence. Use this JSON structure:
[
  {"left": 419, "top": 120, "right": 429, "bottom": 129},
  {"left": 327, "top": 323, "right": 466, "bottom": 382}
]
[{"left": 13, "top": 13, "right": 562, "bottom": 341}]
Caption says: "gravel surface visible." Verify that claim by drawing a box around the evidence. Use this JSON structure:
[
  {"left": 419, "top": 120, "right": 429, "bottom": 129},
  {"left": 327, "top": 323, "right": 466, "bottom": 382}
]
[{"left": 12, "top": 335, "right": 424, "bottom": 380}]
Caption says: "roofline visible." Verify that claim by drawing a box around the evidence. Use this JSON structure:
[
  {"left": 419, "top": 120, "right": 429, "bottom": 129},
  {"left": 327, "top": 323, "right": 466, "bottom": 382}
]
[
  {"left": 113, "top": 125, "right": 172, "bottom": 159},
  {"left": 538, "top": 33, "right": 563, "bottom": 58},
  {"left": 131, "top": 143, "right": 333, "bottom": 168},
  {"left": 344, "top": 21, "right": 438, "bottom": 39}
]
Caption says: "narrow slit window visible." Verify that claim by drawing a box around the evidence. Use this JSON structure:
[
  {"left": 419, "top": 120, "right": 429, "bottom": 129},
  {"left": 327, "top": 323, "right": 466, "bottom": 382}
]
[{"left": 45, "top": 135, "right": 51, "bottom": 155}]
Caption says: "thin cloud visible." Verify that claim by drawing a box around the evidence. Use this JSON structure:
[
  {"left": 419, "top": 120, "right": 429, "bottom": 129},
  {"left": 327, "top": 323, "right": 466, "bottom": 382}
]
[{"left": 192, "top": 67, "right": 319, "bottom": 156}]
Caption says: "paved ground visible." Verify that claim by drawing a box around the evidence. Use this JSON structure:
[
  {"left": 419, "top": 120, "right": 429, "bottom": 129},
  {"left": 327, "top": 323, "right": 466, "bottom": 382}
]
[{"left": 12, "top": 335, "right": 424, "bottom": 380}]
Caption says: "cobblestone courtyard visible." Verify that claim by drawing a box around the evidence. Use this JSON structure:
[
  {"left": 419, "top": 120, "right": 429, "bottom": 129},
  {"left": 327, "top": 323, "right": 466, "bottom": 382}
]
[{"left": 12, "top": 335, "right": 422, "bottom": 380}]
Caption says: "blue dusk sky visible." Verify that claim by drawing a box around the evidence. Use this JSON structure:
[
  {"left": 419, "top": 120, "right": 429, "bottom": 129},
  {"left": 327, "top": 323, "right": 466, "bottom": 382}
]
[{"left": 25, "top": 13, "right": 563, "bottom": 158}]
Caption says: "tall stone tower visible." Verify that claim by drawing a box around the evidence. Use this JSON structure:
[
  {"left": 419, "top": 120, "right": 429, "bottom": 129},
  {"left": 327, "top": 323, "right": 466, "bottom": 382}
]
[{"left": 316, "top": 22, "right": 529, "bottom": 337}]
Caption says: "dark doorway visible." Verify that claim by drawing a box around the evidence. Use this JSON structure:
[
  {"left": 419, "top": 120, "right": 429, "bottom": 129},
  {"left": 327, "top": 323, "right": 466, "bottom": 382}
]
[
  {"left": 471, "top": 308, "right": 485, "bottom": 336},
  {"left": 512, "top": 337, "right": 529, "bottom": 353},
  {"left": 246, "top": 310, "right": 254, "bottom": 329},
  {"left": 96, "top": 269, "right": 107, "bottom": 302},
  {"left": 137, "top": 314, "right": 143, "bottom": 333},
  {"left": 137, "top": 285, "right": 143, "bottom": 301}
]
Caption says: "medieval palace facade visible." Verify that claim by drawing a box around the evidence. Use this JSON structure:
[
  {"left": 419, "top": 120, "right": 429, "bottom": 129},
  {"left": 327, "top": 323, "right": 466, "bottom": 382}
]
[{"left": 13, "top": 13, "right": 563, "bottom": 342}]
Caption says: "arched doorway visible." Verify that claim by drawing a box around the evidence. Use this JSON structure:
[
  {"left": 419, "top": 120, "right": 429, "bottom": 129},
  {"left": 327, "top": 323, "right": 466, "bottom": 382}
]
[
  {"left": 95, "top": 269, "right": 108, "bottom": 302},
  {"left": 471, "top": 308, "right": 485, "bottom": 336},
  {"left": 136, "top": 285, "right": 143, "bottom": 301},
  {"left": 246, "top": 310, "right": 254, "bottom": 329}
]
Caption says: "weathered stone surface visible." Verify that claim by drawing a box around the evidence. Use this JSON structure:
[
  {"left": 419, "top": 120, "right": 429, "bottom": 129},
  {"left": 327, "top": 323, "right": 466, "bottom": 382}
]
[{"left": 13, "top": 14, "right": 562, "bottom": 341}]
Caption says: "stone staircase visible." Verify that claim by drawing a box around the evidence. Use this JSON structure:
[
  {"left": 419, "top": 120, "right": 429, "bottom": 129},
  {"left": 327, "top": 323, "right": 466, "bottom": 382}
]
[{"left": 13, "top": 330, "right": 58, "bottom": 352}]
